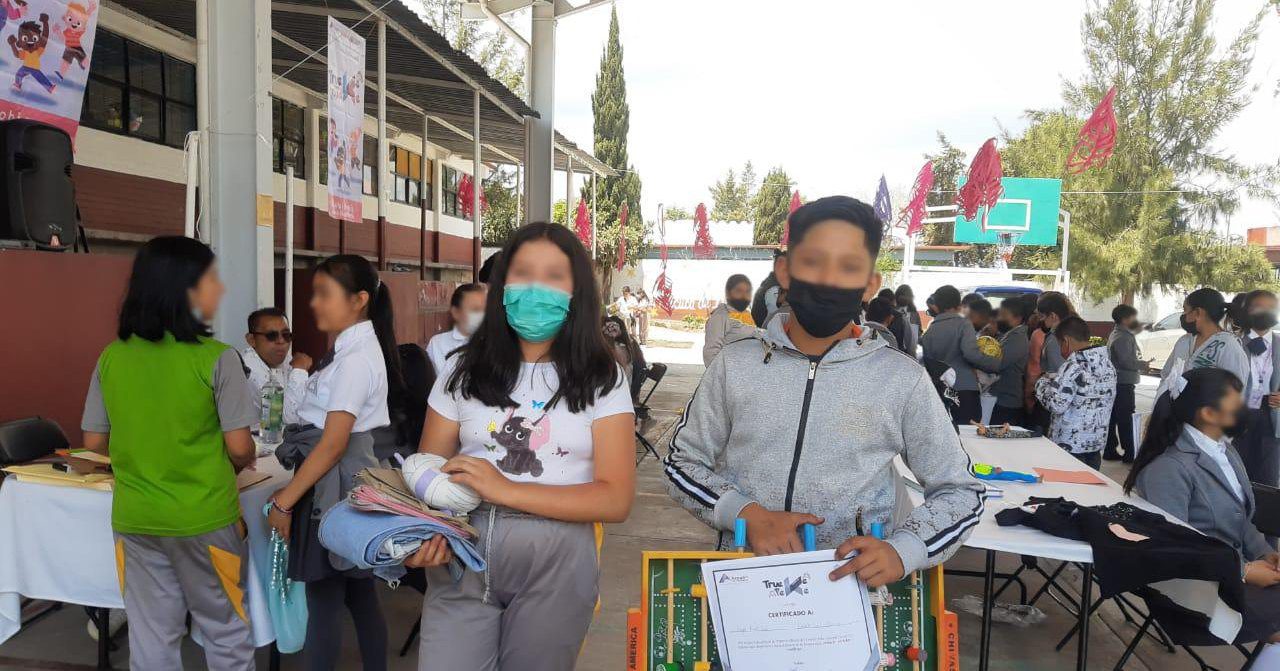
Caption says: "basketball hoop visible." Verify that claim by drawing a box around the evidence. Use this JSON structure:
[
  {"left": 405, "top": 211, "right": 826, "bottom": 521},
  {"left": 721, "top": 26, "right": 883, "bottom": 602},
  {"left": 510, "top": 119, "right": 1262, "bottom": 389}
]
[{"left": 995, "top": 232, "right": 1021, "bottom": 270}]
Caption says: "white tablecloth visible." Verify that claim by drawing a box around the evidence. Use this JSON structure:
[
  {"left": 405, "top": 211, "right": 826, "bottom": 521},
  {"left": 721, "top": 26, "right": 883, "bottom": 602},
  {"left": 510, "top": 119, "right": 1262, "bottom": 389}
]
[
  {"left": 945, "top": 425, "right": 1241, "bottom": 642},
  {"left": 0, "top": 460, "right": 289, "bottom": 648}
]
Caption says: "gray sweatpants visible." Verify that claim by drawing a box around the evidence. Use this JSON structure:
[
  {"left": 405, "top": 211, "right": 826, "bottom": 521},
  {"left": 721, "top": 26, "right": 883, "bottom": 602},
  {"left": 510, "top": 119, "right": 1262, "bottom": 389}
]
[
  {"left": 115, "top": 522, "right": 255, "bottom": 671},
  {"left": 418, "top": 506, "right": 599, "bottom": 671}
]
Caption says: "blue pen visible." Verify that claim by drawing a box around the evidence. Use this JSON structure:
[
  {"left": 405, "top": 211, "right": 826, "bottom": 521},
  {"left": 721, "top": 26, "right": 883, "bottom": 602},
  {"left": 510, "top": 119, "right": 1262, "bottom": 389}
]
[
  {"left": 802, "top": 523, "right": 817, "bottom": 552},
  {"left": 870, "top": 522, "right": 885, "bottom": 540},
  {"left": 734, "top": 518, "right": 747, "bottom": 552}
]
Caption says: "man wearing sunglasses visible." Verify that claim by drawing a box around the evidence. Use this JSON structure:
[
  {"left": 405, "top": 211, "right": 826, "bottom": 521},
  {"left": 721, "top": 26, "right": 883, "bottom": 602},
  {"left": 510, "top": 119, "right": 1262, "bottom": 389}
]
[{"left": 243, "top": 307, "right": 311, "bottom": 427}]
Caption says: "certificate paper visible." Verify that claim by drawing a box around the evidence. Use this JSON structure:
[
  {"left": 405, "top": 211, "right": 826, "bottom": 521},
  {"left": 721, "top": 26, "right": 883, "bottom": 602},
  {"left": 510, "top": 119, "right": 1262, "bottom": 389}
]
[{"left": 701, "top": 551, "right": 879, "bottom": 671}]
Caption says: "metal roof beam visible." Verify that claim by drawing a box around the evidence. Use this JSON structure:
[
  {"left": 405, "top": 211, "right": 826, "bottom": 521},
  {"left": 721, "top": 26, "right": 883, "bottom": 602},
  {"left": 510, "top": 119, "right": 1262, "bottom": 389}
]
[
  {"left": 271, "top": 2, "right": 365, "bottom": 21},
  {"left": 348, "top": 0, "right": 529, "bottom": 124}
]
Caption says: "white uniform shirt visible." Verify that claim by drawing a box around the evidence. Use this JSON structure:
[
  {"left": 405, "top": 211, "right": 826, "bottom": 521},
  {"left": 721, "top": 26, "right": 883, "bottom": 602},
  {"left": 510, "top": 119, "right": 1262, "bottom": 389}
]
[
  {"left": 296, "top": 320, "right": 390, "bottom": 433},
  {"left": 1185, "top": 425, "right": 1245, "bottom": 502},
  {"left": 428, "top": 362, "right": 633, "bottom": 486},
  {"left": 1246, "top": 331, "right": 1273, "bottom": 410},
  {"left": 425, "top": 327, "right": 468, "bottom": 377},
  {"left": 241, "top": 347, "right": 309, "bottom": 426}
]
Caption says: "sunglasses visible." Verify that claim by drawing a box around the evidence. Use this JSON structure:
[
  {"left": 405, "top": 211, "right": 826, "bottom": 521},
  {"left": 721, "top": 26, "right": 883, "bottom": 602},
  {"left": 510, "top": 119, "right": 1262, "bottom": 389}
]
[{"left": 252, "top": 329, "right": 293, "bottom": 343}]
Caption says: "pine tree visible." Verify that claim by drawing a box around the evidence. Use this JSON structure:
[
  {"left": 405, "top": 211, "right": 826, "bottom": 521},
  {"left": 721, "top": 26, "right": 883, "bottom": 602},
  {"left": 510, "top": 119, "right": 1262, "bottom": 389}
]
[
  {"left": 751, "top": 167, "right": 794, "bottom": 245},
  {"left": 709, "top": 168, "right": 740, "bottom": 220},
  {"left": 585, "top": 6, "right": 645, "bottom": 296}
]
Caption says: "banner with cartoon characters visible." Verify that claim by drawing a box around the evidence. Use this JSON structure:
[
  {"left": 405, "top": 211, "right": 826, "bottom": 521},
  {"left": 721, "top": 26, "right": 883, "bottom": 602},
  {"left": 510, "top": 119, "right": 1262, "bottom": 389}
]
[
  {"left": 327, "top": 16, "right": 364, "bottom": 223},
  {"left": 0, "top": 0, "right": 99, "bottom": 140}
]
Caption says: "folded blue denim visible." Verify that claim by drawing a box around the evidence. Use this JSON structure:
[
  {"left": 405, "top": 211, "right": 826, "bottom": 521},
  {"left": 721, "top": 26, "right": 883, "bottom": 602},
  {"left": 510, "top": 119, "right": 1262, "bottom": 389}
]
[{"left": 318, "top": 500, "right": 486, "bottom": 584}]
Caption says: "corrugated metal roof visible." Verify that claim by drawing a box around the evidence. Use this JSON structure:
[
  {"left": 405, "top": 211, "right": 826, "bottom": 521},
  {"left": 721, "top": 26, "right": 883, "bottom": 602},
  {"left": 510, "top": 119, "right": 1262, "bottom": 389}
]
[{"left": 106, "top": 0, "right": 614, "bottom": 175}]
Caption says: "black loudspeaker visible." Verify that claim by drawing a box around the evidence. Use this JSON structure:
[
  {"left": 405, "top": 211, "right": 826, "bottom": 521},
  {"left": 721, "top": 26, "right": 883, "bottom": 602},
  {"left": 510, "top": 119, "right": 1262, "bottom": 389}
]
[{"left": 0, "top": 120, "right": 79, "bottom": 250}]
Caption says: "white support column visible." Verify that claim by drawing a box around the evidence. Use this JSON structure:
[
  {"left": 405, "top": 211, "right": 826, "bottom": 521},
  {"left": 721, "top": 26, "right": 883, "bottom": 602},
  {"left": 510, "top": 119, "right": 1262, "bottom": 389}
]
[
  {"left": 305, "top": 107, "right": 320, "bottom": 208},
  {"left": 376, "top": 18, "right": 389, "bottom": 269},
  {"left": 285, "top": 166, "right": 295, "bottom": 325},
  {"left": 202, "top": 0, "right": 272, "bottom": 338},
  {"left": 525, "top": 1, "right": 555, "bottom": 222},
  {"left": 472, "top": 88, "right": 482, "bottom": 279},
  {"left": 565, "top": 156, "right": 574, "bottom": 225},
  {"left": 195, "top": 0, "right": 210, "bottom": 243}
]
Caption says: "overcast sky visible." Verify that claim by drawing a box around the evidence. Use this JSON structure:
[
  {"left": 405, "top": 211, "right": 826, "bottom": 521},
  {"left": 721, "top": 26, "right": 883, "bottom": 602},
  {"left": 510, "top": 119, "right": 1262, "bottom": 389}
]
[{"left": 530, "top": 0, "right": 1280, "bottom": 237}]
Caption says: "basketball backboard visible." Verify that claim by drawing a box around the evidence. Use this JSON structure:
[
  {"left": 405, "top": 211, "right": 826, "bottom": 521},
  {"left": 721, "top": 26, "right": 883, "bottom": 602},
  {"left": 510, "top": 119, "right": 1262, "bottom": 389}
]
[{"left": 952, "top": 177, "right": 1062, "bottom": 246}]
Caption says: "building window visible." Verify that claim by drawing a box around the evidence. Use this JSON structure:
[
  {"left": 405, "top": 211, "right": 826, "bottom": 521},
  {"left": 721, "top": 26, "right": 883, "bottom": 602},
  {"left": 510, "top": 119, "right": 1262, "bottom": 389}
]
[
  {"left": 272, "top": 98, "right": 305, "bottom": 179},
  {"left": 362, "top": 135, "right": 378, "bottom": 197},
  {"left": 391, "top": 147, "right": 432, "bottom": 209},
  {"left": 81, "top": 29, "right": 196, "bottom": 148},
  {"left": 442, "top": 166, "right": 461, "bottom": 217}
]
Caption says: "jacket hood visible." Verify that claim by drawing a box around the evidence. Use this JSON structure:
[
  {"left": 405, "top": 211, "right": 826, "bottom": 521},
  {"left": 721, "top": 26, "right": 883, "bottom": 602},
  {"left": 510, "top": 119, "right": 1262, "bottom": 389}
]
[{"left": 762, "top": 312, "right": 891, "bottom": 364}]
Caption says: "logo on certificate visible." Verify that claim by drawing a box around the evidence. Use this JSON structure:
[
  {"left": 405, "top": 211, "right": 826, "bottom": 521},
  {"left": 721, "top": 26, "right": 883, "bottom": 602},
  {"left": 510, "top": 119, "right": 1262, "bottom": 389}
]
[{"left": 762, "top": 573, "right": 810, "bottom": 597}]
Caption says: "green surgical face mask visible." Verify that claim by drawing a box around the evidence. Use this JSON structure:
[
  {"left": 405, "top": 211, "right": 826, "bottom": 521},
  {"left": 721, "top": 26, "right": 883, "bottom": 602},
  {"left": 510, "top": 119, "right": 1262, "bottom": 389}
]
[{"left": 503, "top": 283, "right": 571, "bottom": 342}]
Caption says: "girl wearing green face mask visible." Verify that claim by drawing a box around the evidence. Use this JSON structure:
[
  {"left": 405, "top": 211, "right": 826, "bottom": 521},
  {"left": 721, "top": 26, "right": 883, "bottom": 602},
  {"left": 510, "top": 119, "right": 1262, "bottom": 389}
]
[{"left": 405, "top": 222, "right": 636, "bottom": 671}]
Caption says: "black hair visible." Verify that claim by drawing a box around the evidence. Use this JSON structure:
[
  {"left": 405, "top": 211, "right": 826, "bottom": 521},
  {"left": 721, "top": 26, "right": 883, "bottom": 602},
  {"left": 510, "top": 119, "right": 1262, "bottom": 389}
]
[
  {"left": 933, "top": 285, "right": 962, "bottom": 311},
  {"left": 1124, "top": 368, "right": 1242, "bottom": 494},
  {"left": 1056, "top": 315, "right": 1091, "bottom": 343},
  {"left": 968, "top": 298, "right": 993, "bottom": 319},
  {"left": 1244, "top": 289, "right": 1277, "bottom": 310},
  {"left": 118, "top": 235, "right": 216, "bottom": 343},
  {"left": 866, "top": 297, "right": 895, "bottom": 324},
  {"left": 478, "top": 251, "right": 501, "bottom": 283},
  {"left": 999, "top": 295, "right": 1033, "bottom": 324},
  {"left": 1184, "top": 287, "right": 1227, "bottom": 324},
  {"left": 450, "top": 282, "right": 486, "bottom": 309},
  {"left": 447, "top": 222, "right": 619, "bottom": 414},
  {"left": 772, "top": 248, "right": 787, "bottom": 260},
  {"left": 876, "top": 287, "right": 896, "bottom": 304},
  {"left": 1111, "top": 304, "right": 1137, "bottom": 324},
  {"left": 725, "top": 273, "right": 751, "bottom": 295},
  {"left": 394, "top": 343, "right": 432, "bottom": 448},
  {"left": 1035, "top": 291, "right": 1074, "bottom": 320},
  {"left": 787, "top": 195, "right": 883, "bottom": 257},
  {"left": 314, "top": 254, "right": 407, "bottom": 423},
  {"left": 961, "top": 292, "right": 983, "bottom": 307},
  {"left": 247, "top": 307, "right": 287, "bottom": 334},
  {"left": 603, "top": 314, "right": 643, "bottom": 366}
]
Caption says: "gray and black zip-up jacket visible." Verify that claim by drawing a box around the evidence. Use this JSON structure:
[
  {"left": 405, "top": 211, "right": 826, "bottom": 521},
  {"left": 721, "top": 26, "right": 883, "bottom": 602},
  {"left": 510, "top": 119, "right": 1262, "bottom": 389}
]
[{"left": 664, "top": 316, "right": 987, "bottom": 574}]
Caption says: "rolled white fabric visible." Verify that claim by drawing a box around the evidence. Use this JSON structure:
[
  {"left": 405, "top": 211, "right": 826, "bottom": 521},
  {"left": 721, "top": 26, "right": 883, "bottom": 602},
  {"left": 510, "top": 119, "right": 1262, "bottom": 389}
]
[{"left": 398, "top": 453, "right": 481, "bottom": 514}]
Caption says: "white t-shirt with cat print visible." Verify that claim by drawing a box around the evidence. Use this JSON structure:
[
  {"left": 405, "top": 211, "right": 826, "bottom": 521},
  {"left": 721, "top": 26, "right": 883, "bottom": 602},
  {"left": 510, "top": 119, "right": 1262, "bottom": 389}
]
[{"left": 428, "top": 362, "right": 634, "bottom": 486}]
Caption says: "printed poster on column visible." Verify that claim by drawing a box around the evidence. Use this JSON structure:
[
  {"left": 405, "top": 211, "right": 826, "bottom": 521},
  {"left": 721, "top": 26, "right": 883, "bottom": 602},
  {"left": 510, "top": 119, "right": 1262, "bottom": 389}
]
[
  {"left": 0, "top": 0, "right": 100, "bottom": 141},
  {"left": 327, "top": 16, "right": 365, "bottom": 223}
]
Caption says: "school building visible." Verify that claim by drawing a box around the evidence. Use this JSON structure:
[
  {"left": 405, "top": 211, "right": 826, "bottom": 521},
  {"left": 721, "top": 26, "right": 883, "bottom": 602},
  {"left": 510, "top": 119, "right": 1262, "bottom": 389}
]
[{"left": 0, "top": 0, "right": 612, "bottom": 444}]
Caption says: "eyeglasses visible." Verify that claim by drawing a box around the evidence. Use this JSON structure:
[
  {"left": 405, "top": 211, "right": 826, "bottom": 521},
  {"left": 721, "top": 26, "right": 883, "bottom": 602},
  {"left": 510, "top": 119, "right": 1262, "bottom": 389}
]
[{"left": 252, "top": 330, "right": 293, "bottom": 343}]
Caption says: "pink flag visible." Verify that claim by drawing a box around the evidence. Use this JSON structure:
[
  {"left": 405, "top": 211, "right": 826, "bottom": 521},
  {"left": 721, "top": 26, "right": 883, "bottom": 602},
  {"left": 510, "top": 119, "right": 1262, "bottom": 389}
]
[
  {"left": 1067, "top": 86, "right": 1118, "bottom": 174},
  {"left": 692, "top": 203, "right": 715, "bottom": 259},
  {"left": 897, "top": 162, "right": 934, "bottom": 238},
  {"left": 782, "top": 190, "right": 801, "bottom": 247},
  {"left": 955, "top": 138, "right": 1004, "bottom": 230},
  {"left": 574, "top": 198, "right": 592, "bottom": 250}
]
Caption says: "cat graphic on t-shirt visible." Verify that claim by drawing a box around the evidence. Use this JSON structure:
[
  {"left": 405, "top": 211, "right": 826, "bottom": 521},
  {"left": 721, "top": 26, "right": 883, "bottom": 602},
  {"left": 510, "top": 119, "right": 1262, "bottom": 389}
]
[{"left": 492, "top": 407, "right": 551, "bottom": 478}]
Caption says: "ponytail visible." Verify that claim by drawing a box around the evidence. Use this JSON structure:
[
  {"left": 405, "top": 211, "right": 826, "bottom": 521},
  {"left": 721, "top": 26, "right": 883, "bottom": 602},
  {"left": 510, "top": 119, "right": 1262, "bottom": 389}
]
[
  {"left": 1123, "top": 367, "right": 1242, "bottom": 493},
  {"left": 314, "top": 255, "right": 408, "bottom": 423}
]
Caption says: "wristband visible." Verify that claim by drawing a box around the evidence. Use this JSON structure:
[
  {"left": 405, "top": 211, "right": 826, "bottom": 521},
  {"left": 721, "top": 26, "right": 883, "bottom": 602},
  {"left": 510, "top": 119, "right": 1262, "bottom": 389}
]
[{"left": 271, "top": 497, "right": 293, "bottom": 515}]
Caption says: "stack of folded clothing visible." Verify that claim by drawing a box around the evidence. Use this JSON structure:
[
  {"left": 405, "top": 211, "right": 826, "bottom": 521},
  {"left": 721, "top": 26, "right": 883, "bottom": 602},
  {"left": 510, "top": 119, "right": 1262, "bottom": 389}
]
[{"left": 319, "top": 468, "right": 485, "bottom": 584}]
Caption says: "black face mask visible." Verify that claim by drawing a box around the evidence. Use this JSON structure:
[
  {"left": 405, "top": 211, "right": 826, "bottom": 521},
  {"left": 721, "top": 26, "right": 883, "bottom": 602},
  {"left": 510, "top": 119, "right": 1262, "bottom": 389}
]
[
  {"left": 1040, "top": 322, "right": 1052, "bottom": 334},
  {"left": 1249, "top": 311, "right": 1278, "bottom": 332},
  {"left": 787, "top": 278, "right": 865, "bottom": 338},
  {"left": 1181, "top": 315, "right": 1199, "bottom": 334},
  {"left": 727, "top": 297, "right": 750, "bottom": 312},
  {"left": 1224, "top": 408, "right": 1250, "bottom": 439},
  {"left": 996, "top": 320, "right": 1013, "bottom": 334}
]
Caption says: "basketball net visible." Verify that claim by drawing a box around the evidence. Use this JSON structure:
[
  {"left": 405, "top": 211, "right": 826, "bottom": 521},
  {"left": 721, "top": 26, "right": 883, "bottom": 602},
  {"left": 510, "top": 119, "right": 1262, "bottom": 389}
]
[{"left": 995, "top": 232, "right": 1020, "bottom": 270}]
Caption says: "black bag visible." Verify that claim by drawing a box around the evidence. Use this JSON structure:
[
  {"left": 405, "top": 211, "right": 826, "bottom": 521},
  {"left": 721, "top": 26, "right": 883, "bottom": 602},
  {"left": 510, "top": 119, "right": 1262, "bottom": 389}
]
[
  {"left": 0, "top": 417, "right": 68, "bottom": 465},
  {"left": 286, "top": 489, "right": 339, "bottom": 582}
]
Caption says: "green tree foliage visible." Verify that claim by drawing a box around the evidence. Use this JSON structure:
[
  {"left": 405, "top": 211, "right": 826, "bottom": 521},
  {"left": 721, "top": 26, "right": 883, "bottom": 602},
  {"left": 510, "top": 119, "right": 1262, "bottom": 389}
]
[
  {"left": 417, "top": 1, "right": 525, "bottom": 97},
  {"left": 584, "top": 6, "right": 646, "bottom": 295},
  {"left": 664, "top": 205, "right": 690, "bottom": 220},
  {"left": 481, "top": 167, "right": 520, "bottom": 246},
  {"left": 708, "top": 161, "right": 758, "bottom": 221},
  {"left": 751, "top": 166, "right": 795, "bottom": 245},
  {"left": 999, "top": 0, "right": 1275, "bottom": 301}
]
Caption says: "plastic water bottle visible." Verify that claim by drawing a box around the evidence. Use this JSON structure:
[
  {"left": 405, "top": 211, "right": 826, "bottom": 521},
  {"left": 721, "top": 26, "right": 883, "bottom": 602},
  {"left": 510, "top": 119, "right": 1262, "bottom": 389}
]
[{"left": 259, "top": 370, "right": 285, "bottom": 444}]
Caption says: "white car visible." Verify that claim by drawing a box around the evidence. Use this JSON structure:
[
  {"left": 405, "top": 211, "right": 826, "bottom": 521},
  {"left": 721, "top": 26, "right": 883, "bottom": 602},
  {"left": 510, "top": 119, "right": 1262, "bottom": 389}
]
[{"left": 1134, "top": 312, "right": 1186, "bottom": 373}]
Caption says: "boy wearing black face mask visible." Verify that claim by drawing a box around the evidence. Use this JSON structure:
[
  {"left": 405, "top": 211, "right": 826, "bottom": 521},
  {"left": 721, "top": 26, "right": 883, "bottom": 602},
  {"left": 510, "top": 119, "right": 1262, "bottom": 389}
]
[
  {"left": 665, "top": 196, "right": 985, "bottom": 590},
  {"left": 989, "top": 295, "right": 1032, "bottom": 427},
  {"left": 921, "top": 285, "right": 1001, "bottom": 425},
  {"left": 702, "top": 273, "right": 756, "bottom": 366},
  {"left": 1238, "top": 289, "right": 1280, "bottom": 489},
  {"left": 1105, "top": 304, "right": 1142, "bottom": 462}
]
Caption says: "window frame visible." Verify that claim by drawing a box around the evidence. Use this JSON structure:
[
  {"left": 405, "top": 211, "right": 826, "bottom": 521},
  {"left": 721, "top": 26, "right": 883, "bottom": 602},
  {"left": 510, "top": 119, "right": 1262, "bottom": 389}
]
[
  {"left": 441, "top": 166, "right": 461, "bottom": 217},
  {"left": 271, "top": 97, "right": 306, "bottom": 179},
  {"left": 81, "top": 29, "right": 196, "bottom": 149}
]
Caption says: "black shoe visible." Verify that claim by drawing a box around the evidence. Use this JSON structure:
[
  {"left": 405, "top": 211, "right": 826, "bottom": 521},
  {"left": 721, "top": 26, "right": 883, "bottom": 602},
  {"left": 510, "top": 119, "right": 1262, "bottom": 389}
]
[
  {"left": 1102, "top": 451, "right": 1122, "bottom": 461},
  {"left": 1121, "top": 454, "right": 1134, "bottom": 464}
]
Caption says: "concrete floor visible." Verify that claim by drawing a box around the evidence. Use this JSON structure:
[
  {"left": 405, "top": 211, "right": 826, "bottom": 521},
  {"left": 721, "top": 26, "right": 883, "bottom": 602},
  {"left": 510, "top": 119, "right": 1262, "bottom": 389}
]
[{"left": 0, "top": 327, "right": 1251, "bottom": 670}]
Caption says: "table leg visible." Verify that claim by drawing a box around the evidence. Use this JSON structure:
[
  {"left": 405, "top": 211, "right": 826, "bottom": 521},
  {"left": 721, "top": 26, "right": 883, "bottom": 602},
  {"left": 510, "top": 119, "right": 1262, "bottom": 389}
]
[
  {"left": 979, "top": 550, "right": 995, "bottom": 671},
  {"left": 1076, "top": 564, "right": 1093, "bottom": 671},
  {"left": 96, "top": 607, "right": 110, "bottom": 670}
]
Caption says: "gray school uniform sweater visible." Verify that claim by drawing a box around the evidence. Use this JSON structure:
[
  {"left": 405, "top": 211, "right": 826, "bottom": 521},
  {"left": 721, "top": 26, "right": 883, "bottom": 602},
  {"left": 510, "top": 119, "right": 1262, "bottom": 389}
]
[{"left": 664, "top": 316, "right": 987, "bottom": 574}]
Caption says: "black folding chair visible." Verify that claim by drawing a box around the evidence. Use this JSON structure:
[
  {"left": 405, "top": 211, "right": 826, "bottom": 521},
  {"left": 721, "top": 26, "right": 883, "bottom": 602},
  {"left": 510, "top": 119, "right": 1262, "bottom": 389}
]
[
  {"left": 1110, "top": 588, "right": 1264, "bottom": 671},
  {"left": 634, "top": 363, "right": 668, "bottom": 464}
]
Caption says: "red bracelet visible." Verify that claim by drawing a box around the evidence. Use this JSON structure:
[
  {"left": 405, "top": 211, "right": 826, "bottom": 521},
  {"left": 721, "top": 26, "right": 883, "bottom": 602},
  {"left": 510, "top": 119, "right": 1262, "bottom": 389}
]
[{"left": 271, "top": 498, "right": 293, "bottom": 515}]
